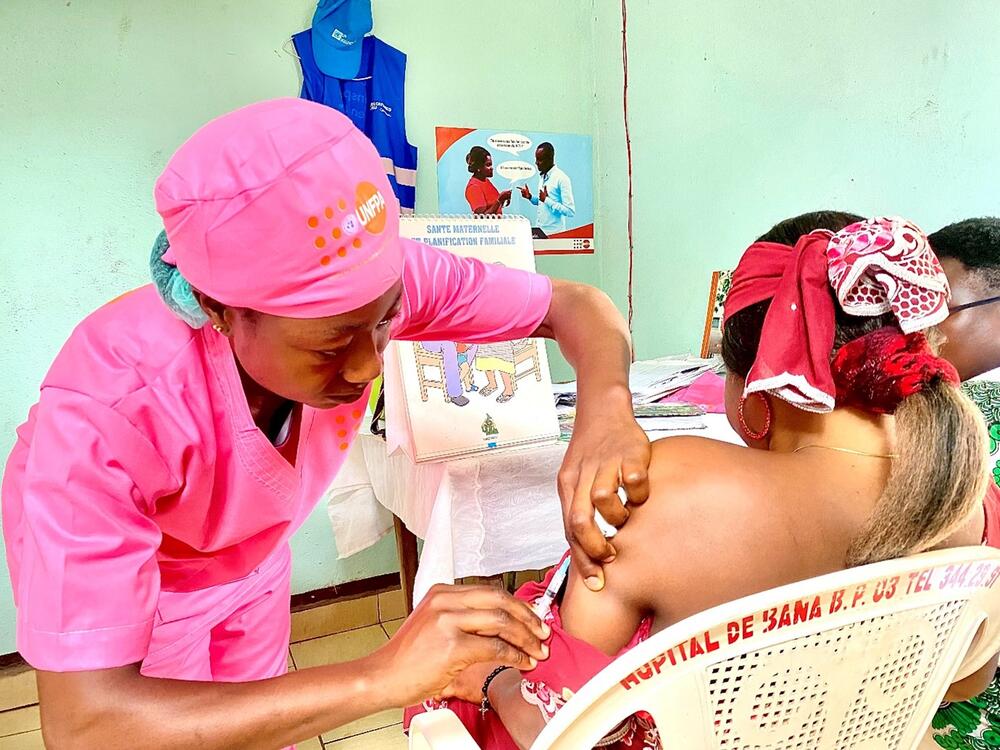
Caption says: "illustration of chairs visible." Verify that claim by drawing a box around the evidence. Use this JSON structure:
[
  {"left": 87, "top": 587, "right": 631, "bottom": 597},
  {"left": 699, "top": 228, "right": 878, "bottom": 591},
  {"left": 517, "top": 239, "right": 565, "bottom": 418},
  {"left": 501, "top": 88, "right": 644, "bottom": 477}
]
[
  {"left": 414, "top": 340, "right": 542, "bottom": 403},
  {"left": 413, "top": 343, "right": 449, "bottom": 403},
  {"left": 512, "top": 340, "right": 542, "bottom": 387}
]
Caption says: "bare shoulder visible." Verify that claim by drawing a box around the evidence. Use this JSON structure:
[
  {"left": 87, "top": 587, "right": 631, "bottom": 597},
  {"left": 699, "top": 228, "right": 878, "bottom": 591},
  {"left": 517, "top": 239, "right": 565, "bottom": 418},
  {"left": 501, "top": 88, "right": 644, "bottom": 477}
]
[
  {"left": 644, "top": 435, "right": 772, "bottom": 516},
  {"left": 648, "top": 434, "right": 755, "bottom": 475},
  {"left": 605, "top": 436, "right": 811, "bottom": 624}
]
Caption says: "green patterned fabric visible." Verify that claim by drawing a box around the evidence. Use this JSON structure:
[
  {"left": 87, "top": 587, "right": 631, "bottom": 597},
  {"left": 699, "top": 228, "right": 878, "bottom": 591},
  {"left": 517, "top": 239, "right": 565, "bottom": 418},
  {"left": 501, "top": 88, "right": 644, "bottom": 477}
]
[
  {"left": 930, "top": 377, "right": 1000, "bottom": 748},
  {"left": 963, "top": 380, "right": 1000, "bottom": 489},
  {"left": 931, "top": 680, "right": 1000, "bottom": 748}
]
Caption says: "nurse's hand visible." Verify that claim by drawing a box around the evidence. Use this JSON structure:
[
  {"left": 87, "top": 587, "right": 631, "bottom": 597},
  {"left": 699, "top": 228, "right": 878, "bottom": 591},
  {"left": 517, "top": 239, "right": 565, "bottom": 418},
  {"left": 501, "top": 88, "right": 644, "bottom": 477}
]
[
  {"left": 372, "top": 584, "right": 549, "bottom": 706},
  {"left": 558, "top": 404, "right": 651, "bottom": 592}
]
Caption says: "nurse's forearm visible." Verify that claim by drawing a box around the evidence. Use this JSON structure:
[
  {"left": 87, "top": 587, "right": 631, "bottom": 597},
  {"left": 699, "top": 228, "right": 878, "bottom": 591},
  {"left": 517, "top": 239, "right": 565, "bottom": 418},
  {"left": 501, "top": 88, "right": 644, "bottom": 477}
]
[
  {"left": 534, "top": 279, "right": 632, "bottom": 411},
  {"left": 38, "top": 657, "right": 394, "bottom": 750},
  {"left": 534, "top": 279, "right": 650, "bottom": 585}
]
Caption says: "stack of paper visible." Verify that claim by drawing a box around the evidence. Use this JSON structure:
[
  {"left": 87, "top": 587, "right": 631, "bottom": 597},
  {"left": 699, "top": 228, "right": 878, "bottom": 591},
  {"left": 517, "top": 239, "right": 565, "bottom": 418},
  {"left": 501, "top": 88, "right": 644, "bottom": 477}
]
[
  {"left": 558, "top": 403, "right": 706, "bottom": 441},
  {"left": 633, "top": 403, "right": 706, "bottom": 432},
  {"left": 552, "top": 355, "right": 723, "bottom": 409},
  {"left": 628, "top": 356, "right": 722, "bottom": 404},
  {"left": 552, "top": 382, "right": 578, "bottom": 409}
]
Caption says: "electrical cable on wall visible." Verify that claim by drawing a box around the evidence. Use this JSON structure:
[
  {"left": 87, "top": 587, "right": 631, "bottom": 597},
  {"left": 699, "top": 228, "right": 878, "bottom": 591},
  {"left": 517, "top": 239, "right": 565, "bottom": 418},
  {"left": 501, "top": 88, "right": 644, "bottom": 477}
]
[{"left": 621, "top": 0, "right": 635, "bottom": 331}]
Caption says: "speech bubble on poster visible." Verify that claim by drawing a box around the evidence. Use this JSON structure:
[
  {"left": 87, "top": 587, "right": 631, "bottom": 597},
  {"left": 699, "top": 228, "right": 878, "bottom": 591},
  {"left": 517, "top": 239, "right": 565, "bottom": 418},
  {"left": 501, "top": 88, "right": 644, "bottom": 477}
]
[
  {"left": 488, "top": 132, "right": 533, "bottom": 156},
  {"left": 496, "top": 160, "right": 536, "bottom": 183}
]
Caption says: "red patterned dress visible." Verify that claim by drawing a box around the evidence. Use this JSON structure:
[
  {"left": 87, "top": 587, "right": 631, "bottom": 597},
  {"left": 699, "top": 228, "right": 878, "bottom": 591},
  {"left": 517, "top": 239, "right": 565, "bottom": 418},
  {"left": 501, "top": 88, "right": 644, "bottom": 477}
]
[{"left": 405, "top": 554, "right": 662, "bottom": 748}]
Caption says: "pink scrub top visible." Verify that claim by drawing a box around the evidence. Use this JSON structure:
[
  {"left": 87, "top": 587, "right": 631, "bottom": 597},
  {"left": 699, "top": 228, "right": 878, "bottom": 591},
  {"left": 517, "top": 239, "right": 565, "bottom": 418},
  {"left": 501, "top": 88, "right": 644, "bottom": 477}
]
[{"left": 2, "top": 240, "right": 552, "bottom": 672}]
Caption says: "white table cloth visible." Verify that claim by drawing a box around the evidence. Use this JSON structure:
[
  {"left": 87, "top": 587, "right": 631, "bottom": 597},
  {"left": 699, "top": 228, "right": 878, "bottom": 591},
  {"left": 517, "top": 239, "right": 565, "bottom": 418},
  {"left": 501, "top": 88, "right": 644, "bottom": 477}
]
[{"left": 325, "top": 414, "right": 743, "bottom": 604}]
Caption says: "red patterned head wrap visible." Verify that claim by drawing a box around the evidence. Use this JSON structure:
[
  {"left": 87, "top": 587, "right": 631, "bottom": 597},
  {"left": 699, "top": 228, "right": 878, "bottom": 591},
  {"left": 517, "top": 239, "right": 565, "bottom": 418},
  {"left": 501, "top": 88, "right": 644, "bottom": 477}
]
[{"left": 723, "top": 216, "right": 952, "bottom": 413}]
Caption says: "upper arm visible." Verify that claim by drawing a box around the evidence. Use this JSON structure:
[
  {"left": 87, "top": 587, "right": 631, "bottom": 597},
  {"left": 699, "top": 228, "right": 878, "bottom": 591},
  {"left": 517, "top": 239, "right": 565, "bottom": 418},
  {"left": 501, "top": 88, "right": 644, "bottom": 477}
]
[
  {"left": 390, "top": 240, "right": 552, "bottom": 343},
  {"left": 946, "top": 652, "right": 999, "bottom": 702},
  {"left": 8, "top": 389, "right": 168, "bottom": 671},
  {"left": 564, "top": 439, "right": 795, "bottom": 638},
  {"left": 465, "top": 182, "right": 485, "bottom": 212},
  {"left": 556, "top": 439, "right": 743, "bottom": 652},
  {"left": 559, "top": 563, "right": 644, "bottom": 656}
]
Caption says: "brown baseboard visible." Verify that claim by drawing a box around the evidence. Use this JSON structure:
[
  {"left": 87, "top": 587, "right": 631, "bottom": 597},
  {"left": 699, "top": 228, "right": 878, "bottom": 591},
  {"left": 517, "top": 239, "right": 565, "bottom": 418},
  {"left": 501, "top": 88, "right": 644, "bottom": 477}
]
[
  {"left": 0, "top": 652, "right": 27, "bottom": 671},
  {"left": 0, "top": 573, "right": 403, "bottom": 667},
  {"left": 290, "top": 573, "right": 401, "bottom": 611}
]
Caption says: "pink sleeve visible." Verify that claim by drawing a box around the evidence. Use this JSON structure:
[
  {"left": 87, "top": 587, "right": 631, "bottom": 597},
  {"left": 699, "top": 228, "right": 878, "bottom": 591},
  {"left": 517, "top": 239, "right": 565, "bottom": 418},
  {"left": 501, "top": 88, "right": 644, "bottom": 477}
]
[
  {"left": 10, "top": 389, "right": 171, "bottom": 671},
  {"left": 391, "top": 239, "right": 553, "bottom": 342}
]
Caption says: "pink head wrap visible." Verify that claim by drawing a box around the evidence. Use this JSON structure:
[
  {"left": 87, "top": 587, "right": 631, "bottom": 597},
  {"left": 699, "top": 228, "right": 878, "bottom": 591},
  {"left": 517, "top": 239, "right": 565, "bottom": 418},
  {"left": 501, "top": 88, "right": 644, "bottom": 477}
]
[
  {"left": 723, "top": 216, "right": 951, "bottom": 412},
  {"left": 154, "top": 98, "right": 403, "bottom": 318}
]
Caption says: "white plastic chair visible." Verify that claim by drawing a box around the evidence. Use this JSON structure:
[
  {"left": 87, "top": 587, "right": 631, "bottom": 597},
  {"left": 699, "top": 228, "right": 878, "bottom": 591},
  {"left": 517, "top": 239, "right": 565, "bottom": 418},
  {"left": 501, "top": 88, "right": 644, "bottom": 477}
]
[{"left": 409, "top": 546, "right": 1000, "bottom": 750}]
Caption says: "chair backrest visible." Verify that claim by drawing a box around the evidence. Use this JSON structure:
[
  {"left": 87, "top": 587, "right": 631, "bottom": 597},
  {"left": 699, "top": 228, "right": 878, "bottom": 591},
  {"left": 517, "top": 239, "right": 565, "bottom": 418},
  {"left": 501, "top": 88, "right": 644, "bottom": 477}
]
[{"left": 533, "top": 546, "right": 1000, "bottom": 750}]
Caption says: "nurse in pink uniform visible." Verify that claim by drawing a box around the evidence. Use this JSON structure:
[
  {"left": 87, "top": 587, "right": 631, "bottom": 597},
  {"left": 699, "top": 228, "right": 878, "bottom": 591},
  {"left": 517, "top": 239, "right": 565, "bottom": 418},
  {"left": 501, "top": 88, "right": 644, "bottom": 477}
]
[{"left": 2, "top": 99, "right": 648, "bottom": 748}]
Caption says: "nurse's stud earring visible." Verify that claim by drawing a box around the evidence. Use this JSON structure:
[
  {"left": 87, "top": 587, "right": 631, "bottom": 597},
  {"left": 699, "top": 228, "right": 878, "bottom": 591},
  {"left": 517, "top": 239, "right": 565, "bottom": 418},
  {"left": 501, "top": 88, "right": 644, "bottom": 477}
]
[{"left": 212, "top": 324, "right": 225, "bottom": 335}]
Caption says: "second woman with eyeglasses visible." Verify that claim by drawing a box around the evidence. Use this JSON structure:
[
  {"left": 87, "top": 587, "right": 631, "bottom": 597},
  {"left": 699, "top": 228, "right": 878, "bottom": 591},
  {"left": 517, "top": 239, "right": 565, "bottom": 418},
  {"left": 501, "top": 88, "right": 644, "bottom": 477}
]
[{"left": 929, "top": 216, "right": 1000, "bottom": 750}]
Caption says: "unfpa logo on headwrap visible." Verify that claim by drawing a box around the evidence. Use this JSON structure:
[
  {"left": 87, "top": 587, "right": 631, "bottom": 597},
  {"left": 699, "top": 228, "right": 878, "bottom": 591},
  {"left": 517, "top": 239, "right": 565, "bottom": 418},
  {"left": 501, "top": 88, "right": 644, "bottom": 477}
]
[{"left": 355, "top": 182, "right": 387, "bottom": 235}]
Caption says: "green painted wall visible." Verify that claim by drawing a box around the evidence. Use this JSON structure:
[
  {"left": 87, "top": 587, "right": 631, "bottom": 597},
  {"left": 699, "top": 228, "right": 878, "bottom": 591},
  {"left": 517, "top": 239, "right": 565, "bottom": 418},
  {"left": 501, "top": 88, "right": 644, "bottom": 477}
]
[
  {"left": 5, "top": 0, "right": 1000, "bottom": 657},
  {"left": 597, "top": 0, "right": 1000, "bottom": 360},
  {"left": 0, "top": 0, "right": 599, "bottom": 653}
]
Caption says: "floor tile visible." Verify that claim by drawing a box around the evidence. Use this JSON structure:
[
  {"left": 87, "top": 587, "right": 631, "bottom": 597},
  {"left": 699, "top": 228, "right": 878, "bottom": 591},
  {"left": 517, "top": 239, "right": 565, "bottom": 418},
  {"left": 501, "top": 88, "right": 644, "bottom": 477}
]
[
  {"left": 297, "top": 736, "right": 323, "bottom": 750},
  {"left": 377, "top": 589, "right": 406, "bottom": 622},
  {"left": 0, "top": 706, "right": 39, "bottom": 739},
  {"left": 290, "top": 625, "right": 388, "bottom": 671},
  {"left": 288, "top": 651, "right": 296, "bottom": 671},
  {"left": 0, "top": 668, "right": 36, "bottom": 713},
  {"left": 0, "top": 730, "right": 44, "bottom": 750},
  {"left": 289, "top": 626, "right": 395, "bottom": 745},
  {"left": 322, "top": 708, "right": 402, "bottom": 744},
  {"left": 291, "top": 595, "right": 378, "bottom": 643},
  {"left": 326, "top": 723, "right": 406, "bottom": 748},
  {"left": 381, "top": 619, "right": 404, "bottom": 639}
]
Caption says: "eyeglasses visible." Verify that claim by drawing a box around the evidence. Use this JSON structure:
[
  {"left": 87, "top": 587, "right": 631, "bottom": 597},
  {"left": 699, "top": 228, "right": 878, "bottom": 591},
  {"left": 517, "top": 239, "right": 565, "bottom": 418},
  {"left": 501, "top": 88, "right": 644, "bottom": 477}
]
[{"left": 950, "top": 295, "right": 1000, "bottom": 313}]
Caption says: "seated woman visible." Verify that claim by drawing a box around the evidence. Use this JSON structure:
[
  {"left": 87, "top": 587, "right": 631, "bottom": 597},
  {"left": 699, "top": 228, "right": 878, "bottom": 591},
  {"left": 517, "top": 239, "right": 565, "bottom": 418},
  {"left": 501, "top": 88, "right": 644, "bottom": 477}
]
[{"left": 406, "top": 212, "right": 997, "bottom": 749}]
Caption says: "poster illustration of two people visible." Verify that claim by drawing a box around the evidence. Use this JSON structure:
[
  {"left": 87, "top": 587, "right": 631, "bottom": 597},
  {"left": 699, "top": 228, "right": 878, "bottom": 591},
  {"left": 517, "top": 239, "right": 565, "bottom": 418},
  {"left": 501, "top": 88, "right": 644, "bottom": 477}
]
[
  {"left": 462, "top": 143, "right": 574, "bottom": 240},
  {"left": 437, "top": 126, "right": 594, "bottom": 254}
]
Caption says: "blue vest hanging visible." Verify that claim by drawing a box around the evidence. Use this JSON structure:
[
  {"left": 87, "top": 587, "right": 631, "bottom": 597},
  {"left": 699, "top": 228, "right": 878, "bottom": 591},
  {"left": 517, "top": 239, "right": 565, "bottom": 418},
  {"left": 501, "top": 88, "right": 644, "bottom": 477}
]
[{"left": 293, "top": 31, "right": 418, "bottom": 213}]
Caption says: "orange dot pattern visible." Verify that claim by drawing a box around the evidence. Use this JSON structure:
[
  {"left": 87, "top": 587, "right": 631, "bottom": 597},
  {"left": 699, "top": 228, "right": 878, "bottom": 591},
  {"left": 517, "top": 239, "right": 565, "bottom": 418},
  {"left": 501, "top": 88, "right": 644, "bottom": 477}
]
[
  {"left": 334, "top": 406, "right": 367, "bottom": 451},
  {"left": 309, "top": 199, "right": 358, "bottom": 267}
]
